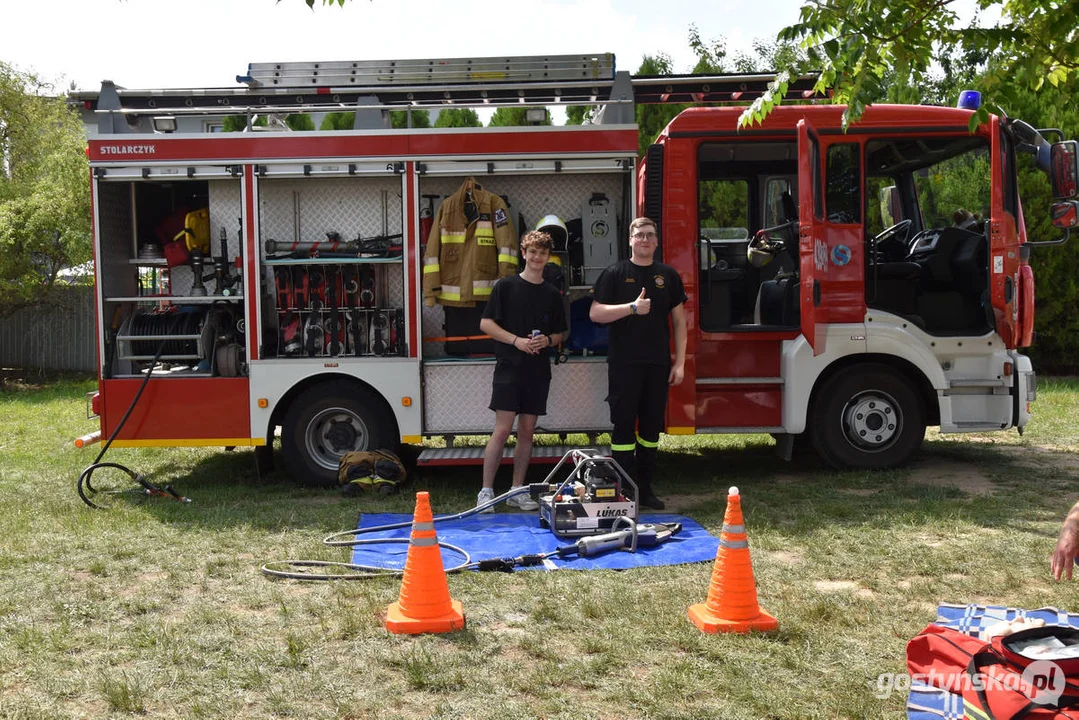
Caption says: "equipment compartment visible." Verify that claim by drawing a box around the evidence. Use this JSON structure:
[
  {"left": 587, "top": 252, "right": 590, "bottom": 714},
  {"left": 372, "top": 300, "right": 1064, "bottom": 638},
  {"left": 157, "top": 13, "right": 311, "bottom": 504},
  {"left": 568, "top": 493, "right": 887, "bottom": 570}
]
[
  {"left": 95, "top": 175, "right": 245, "bottom": 379},
  {"left": 418, "top": 170, "right": 630, "bottom": 360},
  {"left": 256, "top": 174, "right": 406, "bottom": 360}
]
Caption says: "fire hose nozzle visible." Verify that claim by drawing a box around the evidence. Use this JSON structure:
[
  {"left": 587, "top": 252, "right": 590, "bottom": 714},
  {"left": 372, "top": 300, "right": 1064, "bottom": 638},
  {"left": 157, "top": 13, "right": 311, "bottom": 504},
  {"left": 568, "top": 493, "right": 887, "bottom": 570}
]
[{"left": 74, "top": 430, "right": 102, "bottom": 449}]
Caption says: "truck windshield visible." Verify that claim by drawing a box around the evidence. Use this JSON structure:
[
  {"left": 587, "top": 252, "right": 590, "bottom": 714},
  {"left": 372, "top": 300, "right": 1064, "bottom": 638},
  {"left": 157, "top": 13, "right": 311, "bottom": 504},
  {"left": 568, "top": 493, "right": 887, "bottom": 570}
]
[{"left": 865, "top": 136, "right": 991, "bottom": 236}]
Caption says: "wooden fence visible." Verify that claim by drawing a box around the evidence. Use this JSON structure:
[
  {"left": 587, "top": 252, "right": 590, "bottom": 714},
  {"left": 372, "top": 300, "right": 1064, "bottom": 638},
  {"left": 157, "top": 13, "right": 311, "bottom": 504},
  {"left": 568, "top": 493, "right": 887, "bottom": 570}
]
[{"left": 0, "top": 286, "right": 97, "bottom": 373}]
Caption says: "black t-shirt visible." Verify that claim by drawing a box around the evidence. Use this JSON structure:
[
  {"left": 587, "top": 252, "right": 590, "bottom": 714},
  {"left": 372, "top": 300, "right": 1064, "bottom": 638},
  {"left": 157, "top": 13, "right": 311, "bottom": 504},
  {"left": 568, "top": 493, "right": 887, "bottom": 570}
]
[
  {"left": 592, "top": 260, "right": 686, "bottom": 365},
  {"left": 482, "top": 274, "right": 568, "bottom": 372}
]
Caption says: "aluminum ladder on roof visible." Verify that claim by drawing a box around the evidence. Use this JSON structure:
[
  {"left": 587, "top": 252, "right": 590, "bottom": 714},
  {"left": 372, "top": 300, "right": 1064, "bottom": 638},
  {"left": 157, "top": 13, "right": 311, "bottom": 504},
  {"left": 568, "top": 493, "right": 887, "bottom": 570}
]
[{"left": 236, "top": 53, "right": 617, "bottom": 88}]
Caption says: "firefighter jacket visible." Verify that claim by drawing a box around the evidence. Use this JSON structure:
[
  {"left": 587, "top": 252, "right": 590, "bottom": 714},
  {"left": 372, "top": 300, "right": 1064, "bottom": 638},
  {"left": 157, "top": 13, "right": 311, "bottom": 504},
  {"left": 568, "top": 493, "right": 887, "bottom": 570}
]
[{"left": 423, "top": 178, "right": 518, "bottom": 307}]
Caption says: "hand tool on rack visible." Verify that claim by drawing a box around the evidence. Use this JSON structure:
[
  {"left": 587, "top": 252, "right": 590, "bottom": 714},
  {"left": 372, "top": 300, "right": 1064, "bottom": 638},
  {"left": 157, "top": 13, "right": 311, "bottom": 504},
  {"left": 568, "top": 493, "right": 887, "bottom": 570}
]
[{"left": 328, "top": 266, "right": 340, "bottom": 356}]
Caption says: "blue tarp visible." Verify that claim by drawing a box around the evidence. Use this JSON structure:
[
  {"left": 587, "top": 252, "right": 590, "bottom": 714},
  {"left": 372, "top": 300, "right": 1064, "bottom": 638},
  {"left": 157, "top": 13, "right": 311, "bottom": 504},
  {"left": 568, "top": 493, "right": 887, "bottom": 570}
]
[{"left": 350, "top": 512, "right": 720, "bottom": 571}]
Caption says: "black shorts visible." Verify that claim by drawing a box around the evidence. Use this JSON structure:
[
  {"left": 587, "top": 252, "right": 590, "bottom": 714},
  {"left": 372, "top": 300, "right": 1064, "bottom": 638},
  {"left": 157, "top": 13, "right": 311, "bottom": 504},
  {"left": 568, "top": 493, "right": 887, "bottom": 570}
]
[{"left": 489, "top": 359, "right": 551, "bottom": 416}]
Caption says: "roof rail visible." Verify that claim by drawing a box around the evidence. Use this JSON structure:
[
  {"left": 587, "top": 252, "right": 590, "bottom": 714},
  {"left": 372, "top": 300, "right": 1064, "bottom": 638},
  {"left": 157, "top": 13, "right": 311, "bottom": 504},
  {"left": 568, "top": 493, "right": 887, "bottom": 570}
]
[{"left": 69, "top": 52, "right": 823, "bottom": 131}]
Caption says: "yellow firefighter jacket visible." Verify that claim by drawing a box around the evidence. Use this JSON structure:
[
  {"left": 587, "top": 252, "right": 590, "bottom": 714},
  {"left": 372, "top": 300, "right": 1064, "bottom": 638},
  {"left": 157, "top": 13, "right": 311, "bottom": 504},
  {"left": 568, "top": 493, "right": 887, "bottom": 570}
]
[{"left": 423, "top": 178, "right": 518, "bottom": 307}]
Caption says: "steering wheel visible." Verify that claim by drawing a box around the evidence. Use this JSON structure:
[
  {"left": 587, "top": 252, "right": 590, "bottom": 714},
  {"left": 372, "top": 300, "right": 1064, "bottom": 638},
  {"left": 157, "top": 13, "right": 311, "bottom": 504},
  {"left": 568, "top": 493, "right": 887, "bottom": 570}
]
[{"left": 873, "top": 219, "right": 913, "bottom": 262}]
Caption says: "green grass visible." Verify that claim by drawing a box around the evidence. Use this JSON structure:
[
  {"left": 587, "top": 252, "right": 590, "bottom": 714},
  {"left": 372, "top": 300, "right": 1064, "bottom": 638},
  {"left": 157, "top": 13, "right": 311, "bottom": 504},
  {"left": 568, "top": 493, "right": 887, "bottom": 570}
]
[{"left": 2, "top": 370, "right": 1079, "bottom": 719}]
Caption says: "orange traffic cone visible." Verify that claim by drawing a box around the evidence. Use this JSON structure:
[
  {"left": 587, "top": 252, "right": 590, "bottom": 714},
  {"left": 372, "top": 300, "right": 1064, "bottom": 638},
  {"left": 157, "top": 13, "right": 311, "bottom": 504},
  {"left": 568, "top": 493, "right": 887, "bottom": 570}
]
[
  {"left": 384, "top": 491, "right": 465, "bottom": 635},
  {"left": 688, "top": 486, "right": 778, "bottom": 634}
]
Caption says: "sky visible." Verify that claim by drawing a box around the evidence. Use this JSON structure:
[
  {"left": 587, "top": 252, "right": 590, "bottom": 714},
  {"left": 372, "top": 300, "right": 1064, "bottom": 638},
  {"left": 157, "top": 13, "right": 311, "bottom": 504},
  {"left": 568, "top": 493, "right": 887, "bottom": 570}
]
[{"left": 4, "top": 0, "right": 804, "bottom": 93}]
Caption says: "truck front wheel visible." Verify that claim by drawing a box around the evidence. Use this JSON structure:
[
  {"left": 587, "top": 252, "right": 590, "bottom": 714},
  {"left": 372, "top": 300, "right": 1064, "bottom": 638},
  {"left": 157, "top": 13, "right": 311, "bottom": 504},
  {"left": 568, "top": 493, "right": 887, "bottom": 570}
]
[
  {"left": 810, "top": 364, "right": 925, "bottom": 470},
  {"left": 282, "top": 384, "right": 396, "bottom": 487}
]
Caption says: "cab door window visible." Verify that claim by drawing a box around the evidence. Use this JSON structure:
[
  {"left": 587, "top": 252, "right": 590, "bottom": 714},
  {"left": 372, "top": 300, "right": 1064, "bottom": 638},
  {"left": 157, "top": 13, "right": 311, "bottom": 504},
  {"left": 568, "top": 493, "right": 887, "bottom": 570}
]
[
  {"left": 697, "top": 140, "right": 799, "bottom": 330},
  {"left": 698, "top": 179, "right": 750, "bottom": 330},
  {"left": 864, "top": 135, "right": 992, "bottom": 336},
  {"left": 826, "top": 143, "right": 861, "bottom": 223}
]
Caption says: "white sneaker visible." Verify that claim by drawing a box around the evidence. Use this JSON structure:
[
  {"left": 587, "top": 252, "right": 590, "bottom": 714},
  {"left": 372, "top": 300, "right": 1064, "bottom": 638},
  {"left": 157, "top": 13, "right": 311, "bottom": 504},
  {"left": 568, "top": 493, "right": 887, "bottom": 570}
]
[
  {"left": 477, "top": 487, "right": 495, "bottom": 513},
  {"left": 505, "top": 489, "right": 539, "bottom": 511}
]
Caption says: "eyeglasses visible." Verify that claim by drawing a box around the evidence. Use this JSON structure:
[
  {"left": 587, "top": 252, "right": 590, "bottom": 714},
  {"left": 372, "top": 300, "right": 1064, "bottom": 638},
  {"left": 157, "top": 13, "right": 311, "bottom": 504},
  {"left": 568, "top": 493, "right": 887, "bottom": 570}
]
[{"left": 631, "top": 231, "right": 658, "bottom": 241}]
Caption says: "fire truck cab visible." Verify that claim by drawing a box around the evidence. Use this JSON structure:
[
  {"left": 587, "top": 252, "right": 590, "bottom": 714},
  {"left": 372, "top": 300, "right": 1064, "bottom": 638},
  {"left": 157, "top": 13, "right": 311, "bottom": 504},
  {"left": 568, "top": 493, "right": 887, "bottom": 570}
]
[
  {"left": 647, "top": 102, "right": 1053, "bottom": 469},
  {"left": 73, "top": 53, "right": 1078, "bottom": 484}
]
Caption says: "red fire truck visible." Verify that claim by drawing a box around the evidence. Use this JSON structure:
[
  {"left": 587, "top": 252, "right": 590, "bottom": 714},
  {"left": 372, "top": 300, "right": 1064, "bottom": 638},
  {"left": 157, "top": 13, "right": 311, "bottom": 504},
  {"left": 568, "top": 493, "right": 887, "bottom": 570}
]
[{"left": 72, "top": 53, "right": 1079, "bottom": 485}]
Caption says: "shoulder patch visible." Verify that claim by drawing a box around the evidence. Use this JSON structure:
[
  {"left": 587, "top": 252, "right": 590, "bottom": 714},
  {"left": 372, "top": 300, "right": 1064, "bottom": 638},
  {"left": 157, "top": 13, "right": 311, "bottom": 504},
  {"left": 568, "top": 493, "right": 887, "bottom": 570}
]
[{"left": 494, "top": 208, "right": 507, "bottom": 224}]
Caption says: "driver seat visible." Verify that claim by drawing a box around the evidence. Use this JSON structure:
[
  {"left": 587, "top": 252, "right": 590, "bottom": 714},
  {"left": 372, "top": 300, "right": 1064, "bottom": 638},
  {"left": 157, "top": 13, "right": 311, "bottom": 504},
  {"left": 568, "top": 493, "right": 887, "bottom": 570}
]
[
  {"left": 751, "top": 192, "right": 801, "bottom": 326},
  {"left": 754, "top": 274, "right": 800, "bottom": 326}
]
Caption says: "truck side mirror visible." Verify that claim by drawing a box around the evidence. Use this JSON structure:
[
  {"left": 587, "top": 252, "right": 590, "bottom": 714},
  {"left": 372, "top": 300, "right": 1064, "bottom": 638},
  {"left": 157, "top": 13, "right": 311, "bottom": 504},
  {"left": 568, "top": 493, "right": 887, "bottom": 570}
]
[
  {"left": 1051, "top": 201, "right": 1079, "bottom": 229},
  {"left": 1051, "top": 140, "right": 1078, "bottom": 199}
]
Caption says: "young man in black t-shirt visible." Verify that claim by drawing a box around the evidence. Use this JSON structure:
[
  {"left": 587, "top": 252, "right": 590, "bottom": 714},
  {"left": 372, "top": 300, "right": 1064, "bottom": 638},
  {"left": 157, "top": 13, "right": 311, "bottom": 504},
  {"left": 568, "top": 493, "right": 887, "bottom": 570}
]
[
  {"left": 477, "top": 231, "right": 568, "bottom": 511},
  {"left": 589, "top": 217, "right": 687, "bottom": 510}
]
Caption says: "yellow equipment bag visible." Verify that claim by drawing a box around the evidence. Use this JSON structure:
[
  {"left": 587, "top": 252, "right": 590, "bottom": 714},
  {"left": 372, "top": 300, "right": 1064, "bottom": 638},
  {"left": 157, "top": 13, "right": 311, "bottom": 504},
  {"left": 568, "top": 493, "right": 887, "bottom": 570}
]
[
  {"left": 338, "top": 449, "right": 407, "bottom": 496},
  {"left": 174, "top": 208, "right": 210, "bottom": 253}
]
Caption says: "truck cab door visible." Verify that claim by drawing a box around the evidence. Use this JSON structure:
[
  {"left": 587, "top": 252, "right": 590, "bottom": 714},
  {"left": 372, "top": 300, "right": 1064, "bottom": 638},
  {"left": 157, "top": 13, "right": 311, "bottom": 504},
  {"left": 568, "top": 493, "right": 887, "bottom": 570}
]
[
  {"left": 989, "top": 115, "right": 1022, "bottom": 347},
  {"left": 797, "top": 119, "right": 825, "bottom": 354}
]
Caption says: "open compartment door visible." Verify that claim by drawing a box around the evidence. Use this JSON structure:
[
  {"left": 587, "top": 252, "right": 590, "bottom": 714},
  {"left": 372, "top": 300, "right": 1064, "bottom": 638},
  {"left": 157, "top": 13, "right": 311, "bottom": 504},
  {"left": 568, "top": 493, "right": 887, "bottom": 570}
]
[{"left": 797, "top": 119, "right": 825, "bottom": 355}]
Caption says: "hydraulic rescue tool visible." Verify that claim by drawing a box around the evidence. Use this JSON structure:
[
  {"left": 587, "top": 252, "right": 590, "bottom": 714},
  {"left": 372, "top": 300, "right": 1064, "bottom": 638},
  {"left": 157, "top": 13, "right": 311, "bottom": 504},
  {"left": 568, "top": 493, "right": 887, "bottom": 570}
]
[{"left": 535, "top": 449, "right": 639, "bottom": 538}]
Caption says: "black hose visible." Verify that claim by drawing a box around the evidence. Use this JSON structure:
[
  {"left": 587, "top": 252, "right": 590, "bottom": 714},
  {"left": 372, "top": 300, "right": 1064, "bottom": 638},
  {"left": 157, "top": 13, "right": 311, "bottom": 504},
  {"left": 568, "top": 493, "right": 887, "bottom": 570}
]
[
  {"left": 261, "top": 485, "right": 547, "bottom": 581},
  {"left": 260, "top": 539, "right": 472, "bottom": 581},
  {"left": 77, "top": 341, "right": 168, "bottom": 509}
]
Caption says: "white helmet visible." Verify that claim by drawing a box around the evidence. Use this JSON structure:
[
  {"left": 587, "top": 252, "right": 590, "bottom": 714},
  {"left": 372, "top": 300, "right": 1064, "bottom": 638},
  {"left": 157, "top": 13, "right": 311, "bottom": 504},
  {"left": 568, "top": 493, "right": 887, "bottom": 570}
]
[
  {"left": 747, "top": 232, "right": 782, "bottom": 268},
  {"left": 535, "top": 214, "right": 568, "bottom": 251}
]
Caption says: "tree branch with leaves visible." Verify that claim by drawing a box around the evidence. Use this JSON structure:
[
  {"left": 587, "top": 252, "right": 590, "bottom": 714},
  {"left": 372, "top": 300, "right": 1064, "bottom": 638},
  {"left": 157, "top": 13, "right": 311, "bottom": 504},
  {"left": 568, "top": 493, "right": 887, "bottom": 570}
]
[
  {"left": 0, "top": 64, "right": 90, "bottom": 316},
  {"left": 741, "top": 0, "right": 1079, "bottom": 129}
]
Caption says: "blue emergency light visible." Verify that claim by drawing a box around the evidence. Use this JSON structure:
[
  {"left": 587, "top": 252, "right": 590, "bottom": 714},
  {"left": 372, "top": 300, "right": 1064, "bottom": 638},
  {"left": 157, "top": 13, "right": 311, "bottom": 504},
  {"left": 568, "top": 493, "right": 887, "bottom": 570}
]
[{"left": 957, "top": 90, "right": 981, "bottom": 110}]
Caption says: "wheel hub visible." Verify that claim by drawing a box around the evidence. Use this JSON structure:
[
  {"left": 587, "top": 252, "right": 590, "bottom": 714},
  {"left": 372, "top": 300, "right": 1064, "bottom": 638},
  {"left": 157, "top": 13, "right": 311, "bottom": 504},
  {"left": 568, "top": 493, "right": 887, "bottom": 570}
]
[
  {"left": 325, "top": 418, "right": 358, "bottom": 451},
  {"left": 842, "top": 392, "right": 901, "bottom": 450},
  {"left": 306, "top": 407, "right": 369, "bottom": 470}
]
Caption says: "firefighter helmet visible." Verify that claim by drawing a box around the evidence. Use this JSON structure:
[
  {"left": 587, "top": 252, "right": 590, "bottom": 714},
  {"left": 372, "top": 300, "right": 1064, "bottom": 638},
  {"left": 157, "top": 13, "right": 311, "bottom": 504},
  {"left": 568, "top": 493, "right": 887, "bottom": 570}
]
[
  {"left": 535, "top": 214, "right": 568, "bottom": 252},
  {"left": 747, "top": 230, "right": 783, "bottom": 268}
]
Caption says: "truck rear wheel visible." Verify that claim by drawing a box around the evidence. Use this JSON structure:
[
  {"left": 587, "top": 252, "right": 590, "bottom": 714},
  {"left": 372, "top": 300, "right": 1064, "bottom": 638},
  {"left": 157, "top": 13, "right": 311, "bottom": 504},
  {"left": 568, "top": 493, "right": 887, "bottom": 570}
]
[
  {"left": 810, "top": 364, "right": 925, "bottom": 470},
  {"left": 282, "top": 384, "right": 396, "bottom": 487}
]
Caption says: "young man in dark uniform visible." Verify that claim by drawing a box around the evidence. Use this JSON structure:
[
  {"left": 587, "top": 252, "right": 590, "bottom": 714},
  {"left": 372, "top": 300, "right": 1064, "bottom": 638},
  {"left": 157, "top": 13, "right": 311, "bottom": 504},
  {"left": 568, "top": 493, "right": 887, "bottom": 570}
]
[
  {"left": 477, "top": 231, "right": 568, "bottom": 511},
  {"left": 589, "top": 217, "right": 687, "bottom": 510}
]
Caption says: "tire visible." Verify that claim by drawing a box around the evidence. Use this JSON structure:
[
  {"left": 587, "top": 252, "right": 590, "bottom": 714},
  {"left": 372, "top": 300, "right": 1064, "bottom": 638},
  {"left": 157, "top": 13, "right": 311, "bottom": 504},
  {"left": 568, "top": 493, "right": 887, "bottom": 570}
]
[
  {"left": 810, "top": 364, "right": 925, "bottom": 470},
  {"left": 282, "top": 384, "right": 397, "bottom": 487}
]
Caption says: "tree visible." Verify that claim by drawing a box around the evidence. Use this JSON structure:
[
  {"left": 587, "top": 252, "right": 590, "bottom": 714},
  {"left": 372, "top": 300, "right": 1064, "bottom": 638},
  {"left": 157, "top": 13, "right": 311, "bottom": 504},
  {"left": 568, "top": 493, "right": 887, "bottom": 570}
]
[
  {"left": 286, "top": 114, "right": 315, "bottom": 131},
  {"left": 390, "top": 110, "right": 431, "bottom": 129},
  {"left": 320, "top": 111, "right": 356, "bottom": 131},
  {"left": 634, "top": 26, "right": 730, "bottom": 155},
  {"left": 0, "top": 63, "right": 90, "bottom": 315},
  {"left": 564, "top": 106, "right": 590, "bottom": 126},
  {"left": 222, "top": 113, "right": 316, "bottom": 131},
  {"left": 743, "top": 0, "right": 1079, "bottom": 129},
  {"left": 433, "top": 108, "right": 481, "bottom": 128},
  {"left": 995, "top": 70, "right": 1079, "bottom": 372}
]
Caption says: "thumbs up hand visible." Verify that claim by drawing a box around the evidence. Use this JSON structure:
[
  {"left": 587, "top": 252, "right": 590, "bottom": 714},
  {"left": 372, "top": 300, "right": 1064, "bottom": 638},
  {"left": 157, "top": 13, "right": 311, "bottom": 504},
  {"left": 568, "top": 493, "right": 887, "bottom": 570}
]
[{"left": 632, "top": 287, "right": 652, "bottom": 316}]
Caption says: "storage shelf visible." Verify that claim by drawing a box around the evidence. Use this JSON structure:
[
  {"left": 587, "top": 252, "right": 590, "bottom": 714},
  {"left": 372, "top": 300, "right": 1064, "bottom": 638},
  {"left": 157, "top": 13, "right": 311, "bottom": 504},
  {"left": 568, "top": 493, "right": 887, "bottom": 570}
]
[
  {"left": 114, "top": 372, "right": 215, "bottom": 378},
  {"left": 129, "top": 258, "right": 168, "bottom": 266},
  {"left": 263, "top": 257, "right": 401, "bottom": 266},
  {"left": 106, "top": 295, "right": 244, "bottom": 303}
]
